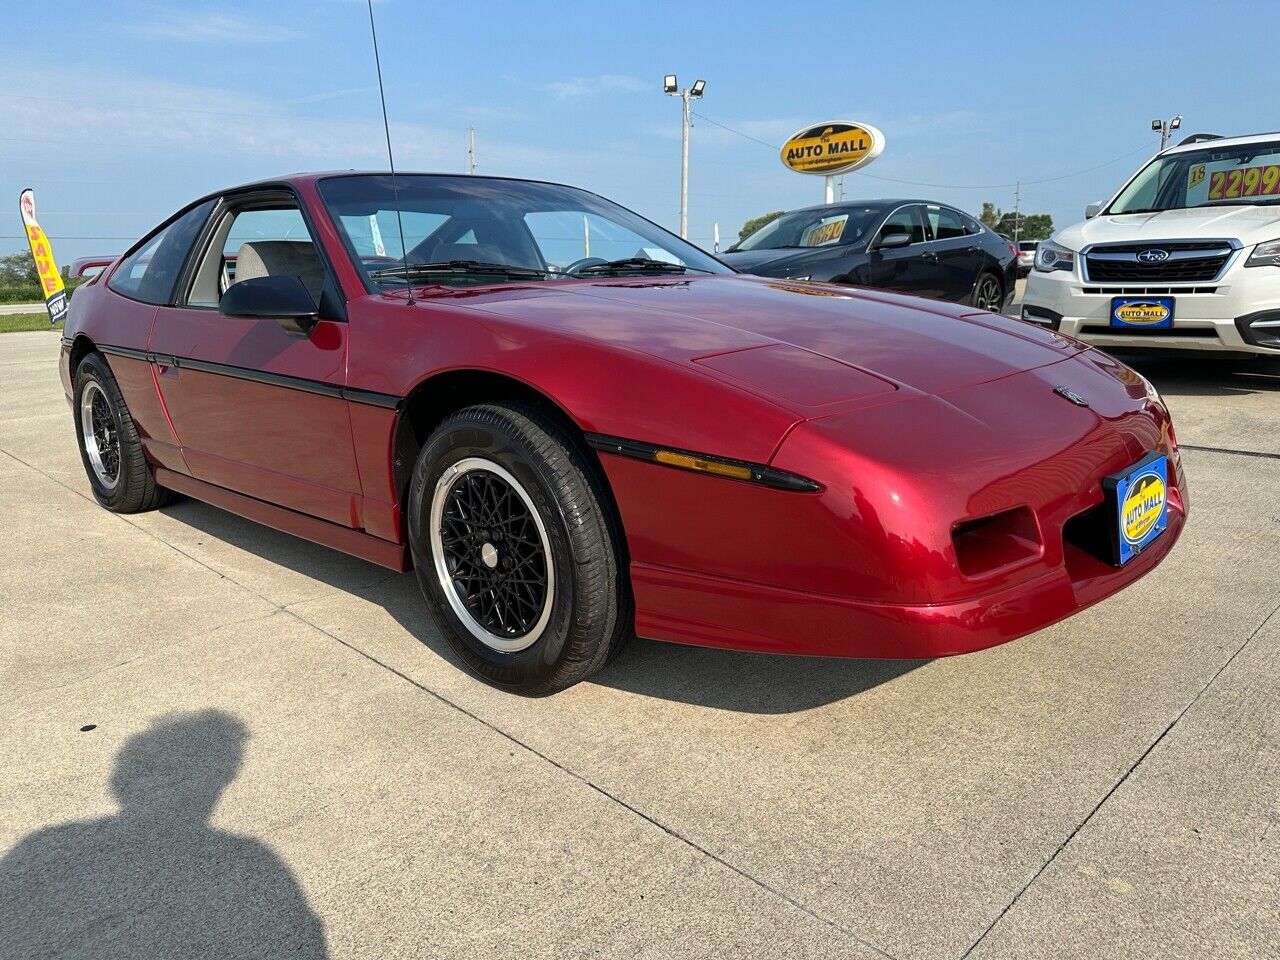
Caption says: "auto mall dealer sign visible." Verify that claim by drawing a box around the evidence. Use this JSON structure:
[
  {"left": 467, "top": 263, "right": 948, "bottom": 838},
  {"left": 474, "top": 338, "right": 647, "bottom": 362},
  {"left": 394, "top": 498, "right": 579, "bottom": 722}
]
[
  {"left": 780, "top": 121, "right": 885, "bottom": 175},
  {"left": 781, "top": 121, "right": 884, "bottom": 202}
]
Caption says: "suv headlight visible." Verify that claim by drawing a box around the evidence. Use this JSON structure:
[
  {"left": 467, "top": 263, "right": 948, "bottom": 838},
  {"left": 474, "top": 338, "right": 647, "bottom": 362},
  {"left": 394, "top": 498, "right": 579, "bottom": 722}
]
[
  {"left": 1034, "top": 240, "right": 1076, "bottom": 274},
  {"left": 1246, "top": 237, "right": 1280, "bottom": 267}
]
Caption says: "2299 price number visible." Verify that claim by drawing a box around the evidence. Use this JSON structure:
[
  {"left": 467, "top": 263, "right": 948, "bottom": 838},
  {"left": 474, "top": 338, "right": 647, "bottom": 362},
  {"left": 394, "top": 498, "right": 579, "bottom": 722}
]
[{"left": 1208, "top": 165, "right": 1280, "bottom": 199}]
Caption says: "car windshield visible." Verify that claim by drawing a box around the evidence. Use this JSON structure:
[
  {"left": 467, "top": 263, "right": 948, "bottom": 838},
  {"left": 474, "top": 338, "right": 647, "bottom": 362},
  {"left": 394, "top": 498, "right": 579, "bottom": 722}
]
[
  {"left": 732, "top": 205, "right": 884, "bottom": 251},
  {"left": 318, "top": 174, "right": 730, "bottom": 288},
  {"left": 1108, "top": 140, "right": 1280, "bottom": 214}
]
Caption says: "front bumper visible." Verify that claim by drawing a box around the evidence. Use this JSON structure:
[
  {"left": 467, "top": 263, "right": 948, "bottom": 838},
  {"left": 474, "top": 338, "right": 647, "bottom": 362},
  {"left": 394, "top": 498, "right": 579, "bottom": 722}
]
[
  {"left": 631, "top": 496, "right": 1185, "bottom": 658},
  {"left": 1022, "top": 261, "right": 1280, "bottom": 354}
]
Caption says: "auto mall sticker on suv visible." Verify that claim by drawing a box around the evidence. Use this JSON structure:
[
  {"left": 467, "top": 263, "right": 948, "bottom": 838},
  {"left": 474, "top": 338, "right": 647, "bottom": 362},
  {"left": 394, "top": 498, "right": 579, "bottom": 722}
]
[{"left": 1111, "top": 296, "right": 1174, "bottom": 329}]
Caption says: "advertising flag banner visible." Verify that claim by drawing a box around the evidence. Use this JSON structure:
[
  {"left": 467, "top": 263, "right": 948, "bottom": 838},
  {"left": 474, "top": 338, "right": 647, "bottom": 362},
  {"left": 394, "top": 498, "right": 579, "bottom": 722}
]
[{"left": 19, "top": 188, "right": 68, "bottom": 326}]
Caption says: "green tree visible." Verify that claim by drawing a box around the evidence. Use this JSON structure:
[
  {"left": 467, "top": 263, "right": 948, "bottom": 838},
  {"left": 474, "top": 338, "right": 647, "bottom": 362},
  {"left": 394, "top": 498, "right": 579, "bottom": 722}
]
[
  {"left": 979, "top": 202, "right": 1002, "bottom": 230},
  {"left": 0, "top": 251, "right": 39, "bottom": 286},
  {"left": 994, "top": 212, "right": 1053, "bottom": 242},
  {"left": 739, "top": 210, "right": 784, "bottom": 241}
]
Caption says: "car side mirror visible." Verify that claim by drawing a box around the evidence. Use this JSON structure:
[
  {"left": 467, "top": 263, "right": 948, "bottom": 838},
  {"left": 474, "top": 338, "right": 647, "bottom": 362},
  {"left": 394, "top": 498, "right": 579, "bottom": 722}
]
[
  {"left": 1084, "top": 201, "right": 1104, "bottom": 220},
  {"left": 220, "top": 275, "right": 319, "bottom": 336},
  {"left": 874, "top": 232, "right": 913, "bottom": 250}
]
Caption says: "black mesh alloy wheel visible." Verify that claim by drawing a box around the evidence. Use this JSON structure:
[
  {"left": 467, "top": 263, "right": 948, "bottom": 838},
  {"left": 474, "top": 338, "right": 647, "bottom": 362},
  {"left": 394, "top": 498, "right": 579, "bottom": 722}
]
[{"left": 407, "top": 403, "right": 631, "bottom": 694}]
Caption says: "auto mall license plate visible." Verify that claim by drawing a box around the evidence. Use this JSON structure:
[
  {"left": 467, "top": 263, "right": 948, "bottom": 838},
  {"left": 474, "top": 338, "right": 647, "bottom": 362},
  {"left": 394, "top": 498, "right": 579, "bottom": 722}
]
[
  {"left": 1104, "top": 452, "right": 1169, "bottom": 565},
  {"left": 1111, "top": 296, "right": 1174, "bottom": 329}
]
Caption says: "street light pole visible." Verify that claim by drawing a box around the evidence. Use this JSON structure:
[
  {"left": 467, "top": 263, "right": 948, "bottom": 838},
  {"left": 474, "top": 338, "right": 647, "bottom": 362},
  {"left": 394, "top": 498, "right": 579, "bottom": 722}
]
[
  {"left": 665, "top": 75, "right": 705, "bottom": 239},
  {"left": 680, "top": 92, "right": 690, "bottom": 238},
  {"left": 1152, "top": 115, "right": 1183, "bottom": 152}
]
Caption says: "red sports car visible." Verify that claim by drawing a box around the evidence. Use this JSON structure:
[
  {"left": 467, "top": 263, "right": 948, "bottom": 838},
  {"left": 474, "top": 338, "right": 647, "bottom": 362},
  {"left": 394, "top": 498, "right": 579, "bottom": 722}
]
[{"left": 60, "top": 173, "right": 1186, "bottom": 693}]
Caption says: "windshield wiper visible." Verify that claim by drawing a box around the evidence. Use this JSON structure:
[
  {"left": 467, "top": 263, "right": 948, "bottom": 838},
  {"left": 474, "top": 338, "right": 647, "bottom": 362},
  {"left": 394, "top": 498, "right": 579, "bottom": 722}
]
[
  {"left": 576, "top": 257, "right": 710, "bottom": 276},
  {"left": 368, "top": 260, "right": 553, "bottom": 281}
]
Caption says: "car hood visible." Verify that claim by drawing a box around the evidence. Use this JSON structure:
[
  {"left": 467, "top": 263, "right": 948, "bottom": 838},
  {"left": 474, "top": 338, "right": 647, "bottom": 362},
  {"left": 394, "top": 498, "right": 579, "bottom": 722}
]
[
  {"left": 457, "top": 274, "right": 1085, "bottom": 407},
  {"left": 719, "top": 246, "right": 859, "bottom": 277},
  {"left": 1057, "top": 204, "right": 1280, "bottom": 250},
  {"left": 719, "top": 248, "right": 809, "bottom": 272}
]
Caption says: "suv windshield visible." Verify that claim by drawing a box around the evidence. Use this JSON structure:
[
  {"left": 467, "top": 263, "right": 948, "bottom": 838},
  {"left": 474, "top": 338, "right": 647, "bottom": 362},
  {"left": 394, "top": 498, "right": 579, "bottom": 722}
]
[
  {"left": 318, "top": 174, "right": 730, "bottom": 288},
  {"left": 1109, "top": 140, "right": 1280, "bottom": 214},
  {"left": 732, "top": 205, "right": 884, "bottom": 251}
]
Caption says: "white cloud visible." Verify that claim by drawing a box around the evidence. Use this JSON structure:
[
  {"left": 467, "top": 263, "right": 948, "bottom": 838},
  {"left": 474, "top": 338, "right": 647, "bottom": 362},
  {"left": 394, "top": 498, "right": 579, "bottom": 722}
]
[
  {"left": 0, "top": 62, "right": 628, "bottom": 178},
  {"left": 545, "top": 74, "right": 648, "bottom": 100},
  {"left": 132, "top": 12, "right": 304, "bottom": 44}
]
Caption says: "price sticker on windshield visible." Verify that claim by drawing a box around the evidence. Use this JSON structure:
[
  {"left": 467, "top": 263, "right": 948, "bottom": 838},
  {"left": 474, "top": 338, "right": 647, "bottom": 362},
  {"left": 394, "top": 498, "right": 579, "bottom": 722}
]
[
  {"left": 1208, "top": 165, "right": 1280, "bottom": 200},
  {"left": 800, "top": 215, "right": 848, "bottom": 247}
]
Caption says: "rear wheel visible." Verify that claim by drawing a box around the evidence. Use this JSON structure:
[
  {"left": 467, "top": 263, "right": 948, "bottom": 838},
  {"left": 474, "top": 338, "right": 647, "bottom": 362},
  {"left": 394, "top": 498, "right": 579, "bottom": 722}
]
[
  {"left": 407, "top": 403, "right": 629, "bottom": 694},
  {"left": 73, "top": 353, "right": 172, "bottom": 512},
  {"left": 971, "top": 271, "right": 1003, "bottom": 312}
]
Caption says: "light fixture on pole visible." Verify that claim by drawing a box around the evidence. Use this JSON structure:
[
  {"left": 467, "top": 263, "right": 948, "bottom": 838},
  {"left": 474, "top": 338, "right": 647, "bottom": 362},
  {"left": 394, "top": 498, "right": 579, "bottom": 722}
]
[
  {"left": 1152, "top": 115, "right": 1183, "bottom": 151},
  {"left": 665, "top": 74, "right": 705, "bottom": 239}
]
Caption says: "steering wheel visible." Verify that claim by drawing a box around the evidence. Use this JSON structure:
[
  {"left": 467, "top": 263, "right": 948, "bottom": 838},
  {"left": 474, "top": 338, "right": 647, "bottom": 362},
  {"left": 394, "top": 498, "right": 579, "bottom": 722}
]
[{"left": 561, "top": 257, "right": 609, "bottom": 276}]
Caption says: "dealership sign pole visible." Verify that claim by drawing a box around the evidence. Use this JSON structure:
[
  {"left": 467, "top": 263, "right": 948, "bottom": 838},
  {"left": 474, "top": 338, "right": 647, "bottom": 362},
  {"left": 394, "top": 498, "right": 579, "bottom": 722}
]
[
  {"left": 779, "top": 122, "right": 885, "bottom": 204},
  {"left": 18, "top": 189, "right": 68, "bottom": 326}
]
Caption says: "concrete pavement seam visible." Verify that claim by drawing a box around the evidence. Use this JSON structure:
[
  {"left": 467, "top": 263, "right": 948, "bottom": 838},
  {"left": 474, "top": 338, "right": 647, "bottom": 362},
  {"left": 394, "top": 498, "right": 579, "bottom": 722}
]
[
  {"left": 1180, "top": 444, "right": 1280, "bottom": 462},
  {"left": 2, "top": 446, "right": 900, "bottom": 959},
  {"left": 958, "top": 597, "right": 1280, "bottom": 960}
]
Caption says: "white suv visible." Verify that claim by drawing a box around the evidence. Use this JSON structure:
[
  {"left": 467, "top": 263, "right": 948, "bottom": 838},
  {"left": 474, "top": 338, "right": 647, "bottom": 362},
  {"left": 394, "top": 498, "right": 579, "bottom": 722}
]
[{"left": 1023, "top": 133, "right": 1280, "bottom": 354}]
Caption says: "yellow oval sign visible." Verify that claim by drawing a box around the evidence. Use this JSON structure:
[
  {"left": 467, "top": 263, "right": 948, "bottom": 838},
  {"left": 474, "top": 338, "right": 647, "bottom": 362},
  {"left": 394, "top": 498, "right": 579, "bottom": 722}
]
[
  {"left": 1115, "top": 302, "right": 1171, "bottom": 325},
  {"left": 1122, "top": 472, "right": 1166, "bottom": 545},
  {"left": 780, "top": 121, "right": 885, "bottom": 176}
]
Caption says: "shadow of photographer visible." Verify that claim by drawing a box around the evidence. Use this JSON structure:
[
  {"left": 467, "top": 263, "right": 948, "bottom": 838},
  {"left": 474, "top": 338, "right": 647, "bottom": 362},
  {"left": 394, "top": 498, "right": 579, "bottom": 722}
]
[{"left": 0, "top": 711, "right": 327, "bottom": 959}]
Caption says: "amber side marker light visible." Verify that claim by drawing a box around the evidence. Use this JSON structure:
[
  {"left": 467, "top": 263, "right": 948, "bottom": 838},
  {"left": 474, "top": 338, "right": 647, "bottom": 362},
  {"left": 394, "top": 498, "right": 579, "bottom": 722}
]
[
  {"left": 654, "top": 449, "right": 753, "bottom": 480},
  {"left": 586, "top": 434, "right": 821, "bottom": 492}
]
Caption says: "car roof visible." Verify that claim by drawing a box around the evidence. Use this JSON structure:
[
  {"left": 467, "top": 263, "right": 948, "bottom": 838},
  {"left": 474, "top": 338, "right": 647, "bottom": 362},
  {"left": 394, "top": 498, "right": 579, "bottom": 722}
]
[
  {"left": 208, "top": 170, "right": 585, "bottom": 197},
  {"left": 1161, "top": 132, "right": 1280, "bottom": 156},
  {"left": 779, "top": 199, "right": 952, "bottom": 215}
]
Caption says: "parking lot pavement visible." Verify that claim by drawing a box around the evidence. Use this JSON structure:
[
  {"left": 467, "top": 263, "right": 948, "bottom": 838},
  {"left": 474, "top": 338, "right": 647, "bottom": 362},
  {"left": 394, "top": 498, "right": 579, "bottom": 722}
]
[{"left": 2, "top": 329, "right": 1277, "bottom": 960}]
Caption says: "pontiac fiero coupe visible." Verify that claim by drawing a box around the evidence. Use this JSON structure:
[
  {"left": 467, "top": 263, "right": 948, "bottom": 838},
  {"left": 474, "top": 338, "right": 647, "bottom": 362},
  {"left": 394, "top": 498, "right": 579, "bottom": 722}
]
[{"left": 60, "top": 173, "right": 1186, "bottom": 693}]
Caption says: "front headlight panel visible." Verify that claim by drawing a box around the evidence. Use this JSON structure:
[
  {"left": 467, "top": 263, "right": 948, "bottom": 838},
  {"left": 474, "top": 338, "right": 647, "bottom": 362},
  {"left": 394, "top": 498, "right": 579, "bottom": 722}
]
[
  {"left": 1034, "top": 240, "right": 1076, "bottom": 274},
  {"left": 1245, "top": 237, "right": 1280, "bottom": 268}
]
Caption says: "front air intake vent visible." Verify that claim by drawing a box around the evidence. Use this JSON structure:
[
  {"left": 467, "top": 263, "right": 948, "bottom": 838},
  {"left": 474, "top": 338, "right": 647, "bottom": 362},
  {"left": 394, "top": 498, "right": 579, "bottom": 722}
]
[{"left": 952, "top": 507, "right": 1042, "bottom": 577}]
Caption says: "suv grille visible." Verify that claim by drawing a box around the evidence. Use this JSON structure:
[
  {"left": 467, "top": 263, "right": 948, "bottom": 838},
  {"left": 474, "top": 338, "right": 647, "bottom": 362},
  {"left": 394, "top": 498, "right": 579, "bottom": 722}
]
[{"left": 1084, "top": 241, "right": 1234, "bottom": 283}]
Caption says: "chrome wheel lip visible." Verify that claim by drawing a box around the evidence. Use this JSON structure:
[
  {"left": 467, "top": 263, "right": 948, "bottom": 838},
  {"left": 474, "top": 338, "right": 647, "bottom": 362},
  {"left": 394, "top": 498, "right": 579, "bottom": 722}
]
[
  {"left": 79, "top": 381, "right": 120, "bottom": 492},
  {"left": 429, "top": 457, "right": 555, "bottom": 654},
  {"left": 975, "top": 276, "right": 1002, "bottom": 311}
]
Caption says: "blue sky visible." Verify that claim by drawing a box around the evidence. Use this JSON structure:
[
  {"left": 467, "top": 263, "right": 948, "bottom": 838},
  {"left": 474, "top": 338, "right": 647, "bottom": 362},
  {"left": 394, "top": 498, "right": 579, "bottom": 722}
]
[{"left": 3, "top": 0, "right": 1277, "bottom": 264}]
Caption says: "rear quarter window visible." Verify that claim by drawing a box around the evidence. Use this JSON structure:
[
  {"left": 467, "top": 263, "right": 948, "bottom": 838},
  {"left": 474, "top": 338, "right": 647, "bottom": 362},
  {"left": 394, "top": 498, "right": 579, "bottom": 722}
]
[{"left": 108, "top": 200, "right": 215, "bottom": 305}]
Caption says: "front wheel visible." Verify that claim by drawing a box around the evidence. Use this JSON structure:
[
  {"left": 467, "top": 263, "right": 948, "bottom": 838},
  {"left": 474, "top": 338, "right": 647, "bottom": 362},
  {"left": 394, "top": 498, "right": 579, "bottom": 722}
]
[
  {"left": 407, "top": 403, "right": 629, "bottom": 694},
  {"left": 970, "top": 271, "right": 1004, "bottom": 312}
]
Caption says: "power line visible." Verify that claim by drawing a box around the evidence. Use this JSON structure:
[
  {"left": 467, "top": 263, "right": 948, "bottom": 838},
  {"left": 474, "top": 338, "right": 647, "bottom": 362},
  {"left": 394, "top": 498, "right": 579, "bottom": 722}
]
[{"left": 690, "top": 110, "right": 1153, "bottom": 190}]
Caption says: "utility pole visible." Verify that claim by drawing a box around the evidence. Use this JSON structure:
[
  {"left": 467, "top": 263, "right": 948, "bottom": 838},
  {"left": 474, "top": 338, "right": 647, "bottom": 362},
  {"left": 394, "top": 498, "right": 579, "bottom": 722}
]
[
  {"left": 467, "top": 126, "right": 477, "bottom": 174},
  {"left": 1012, "top": 181, "right": 1022, "bottom": 243},
  {"left": 664, "top": 75, "right": 705, "bottom": 239}
]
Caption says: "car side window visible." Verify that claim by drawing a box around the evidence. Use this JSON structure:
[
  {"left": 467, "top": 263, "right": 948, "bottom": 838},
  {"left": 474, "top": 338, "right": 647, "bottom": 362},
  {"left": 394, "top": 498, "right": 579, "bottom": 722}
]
[
  {"left": 108, "top": 200, "right": 215, "bottom": 305},
  {"left": 187, "top": 203, "right": 329, "bottom": 308},
  {"left": 878, "top": 206, "right": 926, "bottom": 245},
  {"left": 925, "top": 205, "right": 968, "bottom": 241}
]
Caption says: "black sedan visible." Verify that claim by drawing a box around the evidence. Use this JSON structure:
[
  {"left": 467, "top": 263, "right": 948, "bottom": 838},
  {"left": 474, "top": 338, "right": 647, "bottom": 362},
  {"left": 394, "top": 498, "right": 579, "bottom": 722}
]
[{"left": 720, "top": 200, "right": 1017, "bottom": 312}]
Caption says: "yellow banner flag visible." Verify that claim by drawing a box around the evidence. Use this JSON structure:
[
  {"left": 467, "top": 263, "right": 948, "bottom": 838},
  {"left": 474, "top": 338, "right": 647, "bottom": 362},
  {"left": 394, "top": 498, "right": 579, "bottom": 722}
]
[{"left": 19, "top": 188, "right": 68, "bottom": 325}]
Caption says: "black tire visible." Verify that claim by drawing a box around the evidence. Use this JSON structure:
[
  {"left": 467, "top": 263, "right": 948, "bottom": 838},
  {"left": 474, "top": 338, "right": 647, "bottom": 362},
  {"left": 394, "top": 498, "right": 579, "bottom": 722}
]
[
  {"left": 73, "top": 352, "right": 172, "bottom": 513},
  {"left": 407, "top": 403, "right": 630, "bottom": 694},
  {"left": 970, "top": 271, "right": 1004, "bottom": 312}
]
